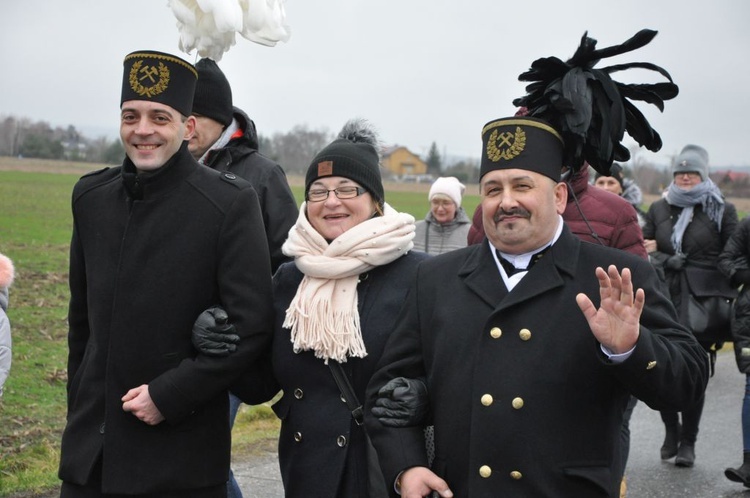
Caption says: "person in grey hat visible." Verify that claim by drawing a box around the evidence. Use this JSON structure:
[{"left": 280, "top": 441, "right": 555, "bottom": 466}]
[{"left": 643, "top": 143, "right": 738, "bottom": 468}]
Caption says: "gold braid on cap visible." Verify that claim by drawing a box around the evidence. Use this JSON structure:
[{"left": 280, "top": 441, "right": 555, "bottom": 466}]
[{"left": 513, "top": 29, "right": 678, "bottom": 176}]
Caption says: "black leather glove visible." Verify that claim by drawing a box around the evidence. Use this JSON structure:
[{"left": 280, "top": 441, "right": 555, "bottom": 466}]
[
  {"left": 665, "top": 253, "right": 687, "bottom": 270},
  {"left": 192, "top": 306, "right": 240, "bottom": 357},
  {"left": 371, "top": 377, "right": 430, "bottom": 427}
]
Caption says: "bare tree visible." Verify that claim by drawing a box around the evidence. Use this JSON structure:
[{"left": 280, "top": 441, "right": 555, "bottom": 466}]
[{"left": 270, "top": 124, "right": 331, "bottom": 174}]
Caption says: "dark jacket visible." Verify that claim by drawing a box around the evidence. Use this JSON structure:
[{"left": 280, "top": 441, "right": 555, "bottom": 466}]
[
  {"left": 232, "top": 251, "right": 429, "bottom": 498},
  {"left": 59, "top": 144, "right": 273, "bottom": 494},
  {"left": 366, "top": 228, "right": 708, "bottom": 498},
  {"left": 563, "top": 166, "right": 647, "bottom": 258},
  {"left": 718, "top": 216, "right": 750, "bottom": 372},
  {"left": 643, "top": 197, "right": 737, "bottom": 317},
  {"left": 468, "top": 166, "right": 647, "bottom": 259},
  {"left": 203, "top": 107, "right": 298, "bottom": 273}
]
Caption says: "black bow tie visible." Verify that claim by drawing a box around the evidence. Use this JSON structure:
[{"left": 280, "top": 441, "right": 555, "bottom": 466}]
[{"left": 498, "top": 246, "right": 550, "bottom": 276}]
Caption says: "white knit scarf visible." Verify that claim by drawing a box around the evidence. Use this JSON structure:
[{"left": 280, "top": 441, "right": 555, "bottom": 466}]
[{"left": 281, "top": 202, "right": 415, "bottom": 363}]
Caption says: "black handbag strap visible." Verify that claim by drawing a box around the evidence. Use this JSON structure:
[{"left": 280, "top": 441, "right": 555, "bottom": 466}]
[{"left": 328, "top": 361, "right": 364, "bottom": 425}]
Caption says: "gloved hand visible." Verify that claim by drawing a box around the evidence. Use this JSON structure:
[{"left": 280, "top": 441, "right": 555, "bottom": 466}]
[
  {"left": 371, "top": 377, "right": 430, "bottom": 427},
  {"left": 665, "top": 253, "right": 687, "bottom": 270},
  {"left": 192, "top": 306, "right": 240, "bottom": 357}
]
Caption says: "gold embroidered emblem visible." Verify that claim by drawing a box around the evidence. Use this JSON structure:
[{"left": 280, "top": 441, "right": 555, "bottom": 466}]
[
  {"left": 129, "top": 60, "right": 170, "bottom": 98},
  {"left": 486, "top": 126, "right": 526, "bottom": 162}
]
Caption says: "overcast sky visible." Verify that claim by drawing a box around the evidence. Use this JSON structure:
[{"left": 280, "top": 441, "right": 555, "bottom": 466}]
[{"left": 1, "top": 0, "right": 748, "bottom": 168}]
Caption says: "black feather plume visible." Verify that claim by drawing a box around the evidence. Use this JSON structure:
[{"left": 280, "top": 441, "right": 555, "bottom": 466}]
[{"left": 512, "top": 29, "right": 678, "bottom": 176}]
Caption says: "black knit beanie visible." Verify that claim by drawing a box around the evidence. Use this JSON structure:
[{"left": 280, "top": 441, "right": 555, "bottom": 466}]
[
  {"left": 305, "top": 137, "right": 384, "bottom": 207},
  {"left": 595, "top": 162, "right": 625, "bottom": 189},
  {"left": 193, "top": 58, "right": 233, "bottom": 127}
]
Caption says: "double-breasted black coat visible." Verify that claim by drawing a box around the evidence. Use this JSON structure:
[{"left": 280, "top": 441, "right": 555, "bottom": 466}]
[
  {"left": 59, "top": 144, "right": 273, "bottom": 494},
  {"left": 365, "top": 227, "right": 709, "bottom": 498},
  {"left": 231, "top": 250, "right": 428, "bottom": 498}
]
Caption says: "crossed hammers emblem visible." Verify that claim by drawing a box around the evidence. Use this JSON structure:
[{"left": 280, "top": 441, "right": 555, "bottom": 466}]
[
  {"left": 139, "top": 65, "right": 159, "bottom": 84},
  {"left": 496, "top": 131, "right": 514, "bottom": 148}
]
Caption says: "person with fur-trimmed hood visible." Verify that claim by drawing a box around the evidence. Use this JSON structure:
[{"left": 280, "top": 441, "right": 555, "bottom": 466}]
[{"left": 0, "top": 252, "right": 14, "bottom": 397}]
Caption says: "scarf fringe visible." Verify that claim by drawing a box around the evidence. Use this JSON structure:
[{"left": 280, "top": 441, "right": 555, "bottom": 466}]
[{"left": 283, "top": 293, "right": 367, "bottom": 364}]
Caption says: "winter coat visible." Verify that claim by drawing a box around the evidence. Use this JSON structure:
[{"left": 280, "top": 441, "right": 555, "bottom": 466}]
[
  {"left": 621, "top": 179, "right": 646, "bottom": 227},
  {"left": 231, "top": 250, "right": 429, "bottom": 498},
  {"left": 718, "top": 216, "right": 750, "bottom": 372},
  {"left": 366, "top": 227, "right": 709, "bottom": 498},
  {"left": 203, "top": 107, "right": 298, "bottom": 273},
  {"left": 467, "top": 166, "right": 647, "bottom": 259},
  {"left": 59, "top": 144, "right": 274, "bottom": 494},
  {"left": 643, "top": 196, "right": 737, "bottom": 323},
  {"left": 0, "top": 253, "right": 13, "bottom": 397},
  {"left": 563, "top": 166, "right": 647, "bottom": 259},
  {"left": 413, "top": 208, "right": 471, "bottom": 255}
]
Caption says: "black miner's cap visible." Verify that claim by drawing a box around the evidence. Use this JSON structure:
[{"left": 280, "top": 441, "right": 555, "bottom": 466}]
[{"left": 121, "top": 50, "right": 198, "bottom": 117}]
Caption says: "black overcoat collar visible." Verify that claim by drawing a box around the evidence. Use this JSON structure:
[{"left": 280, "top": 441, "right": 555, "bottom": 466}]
[{"left": 457, "top": 225, "right": 582, "bottom": 310}]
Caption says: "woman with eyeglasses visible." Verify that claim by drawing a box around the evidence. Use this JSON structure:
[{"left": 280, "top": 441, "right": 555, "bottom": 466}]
[
  {"left": 413, "top": 176, "right": 471, "bottom": 255},
  {"left": 643, "top": 144, "right": 738, "bottom": 469},
  {"left": 196, "top": 119, "right": 427, "bottom": 497}
]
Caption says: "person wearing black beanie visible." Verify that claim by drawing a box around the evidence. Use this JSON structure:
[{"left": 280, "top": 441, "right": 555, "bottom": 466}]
[
  {"left": 305, "top": 121, "right": 385, "bottom": 210},
  {"left": 193, "top": 58, "right": 233, "bottom": 127},
  {"left": 188, "top": 57, "right": 297, "bottom": 274}
]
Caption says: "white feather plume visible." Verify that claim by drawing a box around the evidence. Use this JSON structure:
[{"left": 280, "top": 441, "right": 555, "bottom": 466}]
[{"left": 168, "top": 0, "right": 291, "bottom": 61}]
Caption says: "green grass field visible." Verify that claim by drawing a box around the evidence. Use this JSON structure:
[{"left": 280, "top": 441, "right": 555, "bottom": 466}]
[{"left": 0, "top": 167, "right": 477, "bottom": 497}]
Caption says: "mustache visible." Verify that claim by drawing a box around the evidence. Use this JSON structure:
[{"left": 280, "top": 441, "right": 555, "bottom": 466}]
[{"left": 493, "top": 208, "right": 531, "bottom": 223}]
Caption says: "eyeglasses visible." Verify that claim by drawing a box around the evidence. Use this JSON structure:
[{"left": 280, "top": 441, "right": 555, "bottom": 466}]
[
  {"left": 306, "top": 186, "right": 366, "bottom": 202},
  {"left": 430, "top": 199, "right": 455, "bottom": 208}
]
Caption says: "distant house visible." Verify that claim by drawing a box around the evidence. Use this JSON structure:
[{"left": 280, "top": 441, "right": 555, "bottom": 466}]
[
  {"left": 381, "top": 145, "right": 428, "bottom": 179},
  {"left": 713, "top": 170, "right": 750, "bottom": 183}
]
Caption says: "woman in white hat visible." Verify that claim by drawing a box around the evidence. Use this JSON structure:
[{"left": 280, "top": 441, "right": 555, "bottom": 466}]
[{"left": 413, "top": 176, "right": 471, "bottom": 255}]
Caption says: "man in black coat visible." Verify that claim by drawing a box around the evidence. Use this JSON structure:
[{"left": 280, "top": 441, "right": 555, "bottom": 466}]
[
  {"left": 58, "top": 50, "right": 273, "bottom": 497},
  {"left": 364, "top": 116, "right": 709, "bottom": 498},
  {"left": 188, "top": 58, "right": 298, "bottom": 274}
]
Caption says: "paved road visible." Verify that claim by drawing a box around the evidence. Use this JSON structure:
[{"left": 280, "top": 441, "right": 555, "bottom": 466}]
[{"left": 232, "top": 349, "right": 750, "bottom": 498}]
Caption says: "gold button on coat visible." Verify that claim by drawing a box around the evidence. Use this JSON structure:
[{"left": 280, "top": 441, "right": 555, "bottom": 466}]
[
  {"left": 294, "top": 388, "right": 304, "bottom": 399},
  {"left": 479, "top": 465, "right": 492, "bottom": 478},
  {"left": 512, "top": 397, "right": 524, "bottom": 409},
  {"left": 294, "top": 431, "right": 302, "bottom": 442},
  {"left": 481, "top": 394, "right": 493, "bottom": 406},
  {"left": 510, "top": 470, "right": 523, "bottom": 480},
  {"left": 646, "top": 361, "right": 657, "bottom": 370},
  {"left": 337, "top": 435, "right": 347, "bottom": 447},
  {"left": 519, "top": 328, "right": 531, "bottom": 341},
  {"left": 490, "top": 327, "right": 502, "bottom": 339}
]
